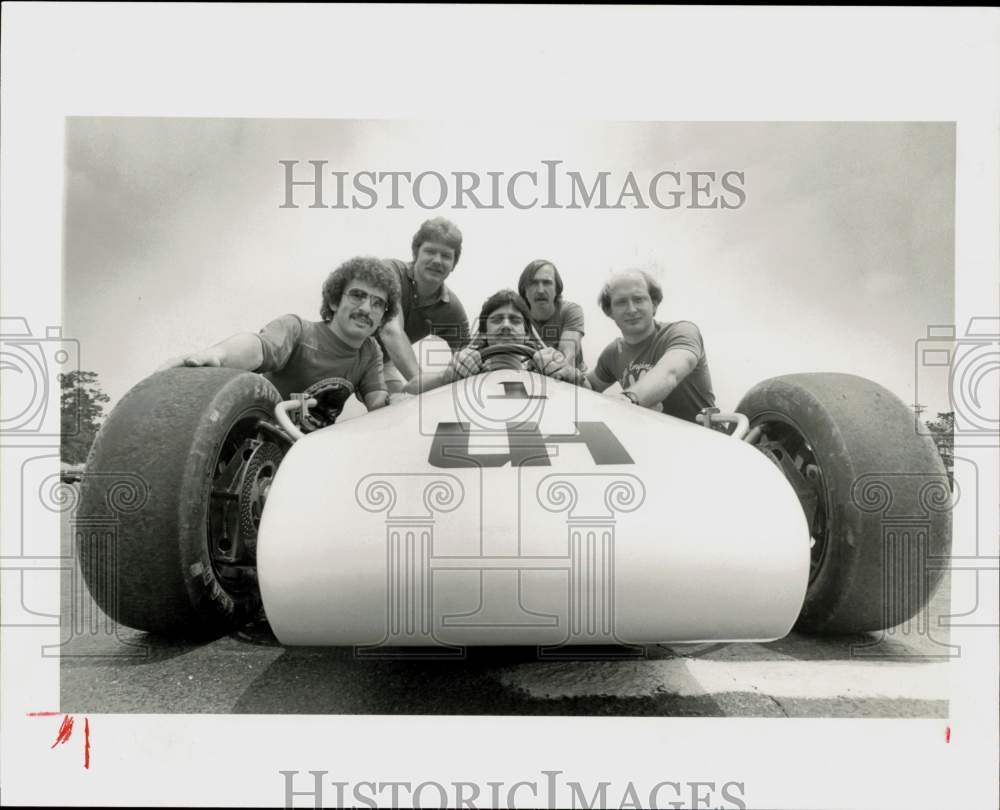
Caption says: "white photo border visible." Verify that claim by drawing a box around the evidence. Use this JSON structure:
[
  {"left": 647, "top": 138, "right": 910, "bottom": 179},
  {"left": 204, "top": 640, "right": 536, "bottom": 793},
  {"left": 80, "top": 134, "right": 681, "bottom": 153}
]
[{"left": 1, "top": 5, "right": 997, "bottom": 809}]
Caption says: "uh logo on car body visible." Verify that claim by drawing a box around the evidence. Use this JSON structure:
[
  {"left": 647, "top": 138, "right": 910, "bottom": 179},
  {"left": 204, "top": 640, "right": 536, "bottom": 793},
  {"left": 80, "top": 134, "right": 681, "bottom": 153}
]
[
  {"left": 358, "top": 379, "right": 645, "bottom": 653},
  {"left": 427, "top": 380, "right": 635, "bottom": 468}
]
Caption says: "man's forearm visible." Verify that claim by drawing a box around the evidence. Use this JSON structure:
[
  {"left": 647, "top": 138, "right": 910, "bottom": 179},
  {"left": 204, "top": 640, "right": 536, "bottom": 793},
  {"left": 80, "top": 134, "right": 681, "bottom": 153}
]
[
  {"left": 550, "top": 364, "right": 591, "bottom": 388},
  {"left": 557, "top": 330, "right": 582, "bottom": 370},
  {"left": 627, "top": 371, "right": 680, "bottom": 407},
  {"left": 364, "top": 390, "right": 389, "bottom": 411},
  {"left": 380, "top": 325, "right": 420, "bottom": 380},
  {"left": 626, "top": 350, "right": 697, "bottom": 406},
  {"left": 196, "top": 333, "right": 264, "bottom": 370},
  {"left": 220, "top": 333, "right": 265, "bottom": 369},
  {"left": 587, "top": 371, "right": 613, "bottom": 393},
  {"left": 403, "top": 367, "right": 451, "bottom": 395}
]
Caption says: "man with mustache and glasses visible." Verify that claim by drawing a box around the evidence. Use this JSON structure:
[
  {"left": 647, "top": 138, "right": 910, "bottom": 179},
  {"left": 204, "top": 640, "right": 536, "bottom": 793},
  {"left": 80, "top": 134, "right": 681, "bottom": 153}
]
[
  {"left": 404, "top": 289, "right": 588, "bottom": 393},
  {"left": 518, "top": 259, "right": 586, "bottom": 373},
  {"left": 377, "top": 217, "right": 472, "bottom": 394},
  {"left": 587, "top": 269, "right": 715, "bottom": 422},
  {"left": 162, "top": 256, "right": 400, "bottom": 411}
]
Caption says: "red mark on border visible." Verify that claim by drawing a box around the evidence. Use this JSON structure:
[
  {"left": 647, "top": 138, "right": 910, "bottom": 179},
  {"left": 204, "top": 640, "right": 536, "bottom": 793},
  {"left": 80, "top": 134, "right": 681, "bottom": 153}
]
[
  {"left": 945, "top": 726, "right": 951, "bottom": 743},
  {"left": 51, "top": 714, "right": 74, "bottom": 748},
  {"left": 28, "top": 712, "right": 91, "bottom": 768}
]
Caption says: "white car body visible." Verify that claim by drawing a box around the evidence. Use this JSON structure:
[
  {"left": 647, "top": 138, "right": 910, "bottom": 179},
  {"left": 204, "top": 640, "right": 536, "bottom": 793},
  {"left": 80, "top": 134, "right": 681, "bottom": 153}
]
[{"left": 258, "top": 370, "right": 810, "bottom": 648}]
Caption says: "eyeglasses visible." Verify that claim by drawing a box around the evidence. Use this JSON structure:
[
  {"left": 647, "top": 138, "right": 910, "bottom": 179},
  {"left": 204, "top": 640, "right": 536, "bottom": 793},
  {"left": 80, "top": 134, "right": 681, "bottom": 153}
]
[{"left": 345, "top": 288, "right": 387, "bottom": 313}]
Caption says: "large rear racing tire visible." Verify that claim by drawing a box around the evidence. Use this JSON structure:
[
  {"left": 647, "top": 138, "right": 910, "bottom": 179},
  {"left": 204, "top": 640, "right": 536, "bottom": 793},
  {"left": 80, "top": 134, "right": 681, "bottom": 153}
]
[
  {"left": 76, "top": 368, "right": 285, "bottom": 637},
  {"left": 737, "top": 373, "right": 951, "bottom": 634}
]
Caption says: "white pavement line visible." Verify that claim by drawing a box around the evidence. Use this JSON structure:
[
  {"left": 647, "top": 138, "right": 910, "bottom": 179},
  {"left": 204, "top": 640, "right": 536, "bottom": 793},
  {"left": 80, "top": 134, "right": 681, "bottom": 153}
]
[{"left": 500, "top": 660, "right": 951, "bottom": 701}]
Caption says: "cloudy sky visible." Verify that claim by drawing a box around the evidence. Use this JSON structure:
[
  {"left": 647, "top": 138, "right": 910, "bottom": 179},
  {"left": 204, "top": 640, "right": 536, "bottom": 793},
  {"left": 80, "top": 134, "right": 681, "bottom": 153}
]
[{"left": 64, "top": 119, "right": 954, "bottom": 416}]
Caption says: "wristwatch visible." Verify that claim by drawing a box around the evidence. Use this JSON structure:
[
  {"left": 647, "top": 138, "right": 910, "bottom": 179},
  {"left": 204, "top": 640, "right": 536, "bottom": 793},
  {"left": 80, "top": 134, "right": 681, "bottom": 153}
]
[{"left": 622, "top": 390, "right": 640, "bottom": 405}]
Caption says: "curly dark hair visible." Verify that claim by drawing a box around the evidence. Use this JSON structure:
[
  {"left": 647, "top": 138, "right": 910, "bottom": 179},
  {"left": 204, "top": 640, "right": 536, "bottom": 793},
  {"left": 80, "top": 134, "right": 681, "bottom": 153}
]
[
  {"left": 517, "top": 259, "right": 563, "bottom": 307},
  {"left": 320, "top": 256, "right": 401, "bottom": 326},
  {"left": 597, "top": 269, "right": 663, "bottom": 316},
  {"left": 411, "top": 217, "right": 463, "bottom": 266}
]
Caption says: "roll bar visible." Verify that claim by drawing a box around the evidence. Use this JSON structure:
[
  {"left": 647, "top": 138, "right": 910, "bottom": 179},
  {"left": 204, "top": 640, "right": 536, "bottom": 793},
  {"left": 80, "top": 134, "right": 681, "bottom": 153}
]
[
  {"left": 697, "top": 407, "right": 751, "bottom": 441},
  {"left": 274, "top": 397, "right": 317, "bottom": 442}
]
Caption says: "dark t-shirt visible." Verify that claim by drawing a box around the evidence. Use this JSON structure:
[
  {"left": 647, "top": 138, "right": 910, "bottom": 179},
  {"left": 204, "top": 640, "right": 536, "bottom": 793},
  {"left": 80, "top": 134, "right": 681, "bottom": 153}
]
[
  {"left": 378, "top": 259, "right": 470, "bottom": 359},
  {"left": 530, "top": 300, "right": 586, "bottom": 370},
  {"left": 255, "top": 314, "right": 385, "bottom": 400},
  {"left": 594, "top": 320, "right": 715, "bottom": 422}
]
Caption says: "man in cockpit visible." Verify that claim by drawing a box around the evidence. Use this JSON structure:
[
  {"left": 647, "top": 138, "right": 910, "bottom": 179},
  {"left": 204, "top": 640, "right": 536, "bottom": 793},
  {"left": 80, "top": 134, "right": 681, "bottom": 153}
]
[{"left": 403, "top": 289, "right": 590, "bottom": 393}]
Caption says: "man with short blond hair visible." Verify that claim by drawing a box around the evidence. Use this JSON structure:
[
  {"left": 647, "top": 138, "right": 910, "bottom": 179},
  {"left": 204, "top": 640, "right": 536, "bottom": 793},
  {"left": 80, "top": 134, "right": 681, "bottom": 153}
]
[{"left": 588, "top": 269, "right": 715, "bottom": 422}]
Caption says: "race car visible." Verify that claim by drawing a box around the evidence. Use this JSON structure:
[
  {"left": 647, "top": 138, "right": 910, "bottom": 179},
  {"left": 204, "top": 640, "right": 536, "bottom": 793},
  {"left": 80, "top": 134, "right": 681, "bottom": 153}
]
[{"left": 76, "top": 344, "right": 951, "bottom": 648}]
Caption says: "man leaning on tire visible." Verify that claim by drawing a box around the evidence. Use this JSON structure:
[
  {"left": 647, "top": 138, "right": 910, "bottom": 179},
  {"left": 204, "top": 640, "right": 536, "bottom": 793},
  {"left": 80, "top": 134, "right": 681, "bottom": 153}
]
[{"left": 160, "top": 256, "right": 401, "bottom": 411}]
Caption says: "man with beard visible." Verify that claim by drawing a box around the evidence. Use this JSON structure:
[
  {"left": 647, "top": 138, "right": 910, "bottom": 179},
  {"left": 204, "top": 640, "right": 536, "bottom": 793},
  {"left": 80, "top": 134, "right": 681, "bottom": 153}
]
[
  {"left": 378, "top": 217, "right": 472, "bottom": 393},
  {"left": 404, "top": 289, "right": 588, "bottom": 393},
  {"left": 518, "top": 259, "right": 586, "bottom": 371},
  {"left": 162, "top": 256, "right": 399, "bottom": 411},
  {"left": 588, "top": 269, "right": 715, "bottom": 422}
]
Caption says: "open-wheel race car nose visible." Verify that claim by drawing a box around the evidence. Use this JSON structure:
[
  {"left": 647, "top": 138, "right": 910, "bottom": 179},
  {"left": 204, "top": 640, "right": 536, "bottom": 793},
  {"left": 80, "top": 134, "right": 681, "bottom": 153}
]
[{"left": 75, "top": 365, "right": 950, "bottom": 647}]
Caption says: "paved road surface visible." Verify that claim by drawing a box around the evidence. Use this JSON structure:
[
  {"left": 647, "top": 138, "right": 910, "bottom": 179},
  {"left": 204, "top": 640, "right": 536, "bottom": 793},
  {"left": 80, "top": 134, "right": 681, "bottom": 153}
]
[{"left": 58, "top": 534, "right": 953, "bottom": 718}]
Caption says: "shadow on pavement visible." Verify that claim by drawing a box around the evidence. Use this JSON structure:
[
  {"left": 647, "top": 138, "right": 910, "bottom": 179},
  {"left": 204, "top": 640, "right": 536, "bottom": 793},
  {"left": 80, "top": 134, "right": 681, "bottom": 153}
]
[{"left": 230, "top": 643, "right": 729, "bottom": 717}]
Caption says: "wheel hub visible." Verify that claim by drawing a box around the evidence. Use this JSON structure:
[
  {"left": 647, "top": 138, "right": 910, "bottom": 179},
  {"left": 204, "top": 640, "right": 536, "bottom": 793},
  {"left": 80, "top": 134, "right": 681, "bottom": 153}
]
[
  {"left": 755, "top": 422, "right": 829, "bottom": 583},
  {"left": 209, "top": 428, "right": 283, "bottom": 592}
]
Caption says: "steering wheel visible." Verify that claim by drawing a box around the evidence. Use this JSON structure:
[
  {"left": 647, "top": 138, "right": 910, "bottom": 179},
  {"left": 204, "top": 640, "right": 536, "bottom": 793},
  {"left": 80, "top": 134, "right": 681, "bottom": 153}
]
[
  {"left": 299, "top": 377, "right": 355, "bottom": 431},
  {"left": 476, "top": 342, "right": 539, "bottom": 371}
]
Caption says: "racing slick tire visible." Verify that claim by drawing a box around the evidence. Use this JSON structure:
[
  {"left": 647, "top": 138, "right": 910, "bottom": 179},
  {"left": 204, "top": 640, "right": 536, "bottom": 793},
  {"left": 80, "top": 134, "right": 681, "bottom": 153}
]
[
  {"left": 76, "top": 368, "right": 285, "bottom": 637},
  {"left": 737, "top": 373, "right": 951, "bottom": 634}
]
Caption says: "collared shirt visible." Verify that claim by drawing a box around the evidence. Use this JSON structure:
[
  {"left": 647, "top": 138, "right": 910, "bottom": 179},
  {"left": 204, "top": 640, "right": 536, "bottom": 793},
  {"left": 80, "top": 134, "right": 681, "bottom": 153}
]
[{"left": 378, "top": 259, "right": 470, "bottom": 359}]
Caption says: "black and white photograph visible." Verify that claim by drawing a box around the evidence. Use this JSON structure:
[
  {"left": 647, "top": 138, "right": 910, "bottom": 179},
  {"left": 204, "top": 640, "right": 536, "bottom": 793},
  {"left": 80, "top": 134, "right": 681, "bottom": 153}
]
[
  {"left": 58, "top": 117, "right": 958, "bottom": 712},
  {"left": 2, "top": 6, "right": 997, "bottom": 810}
]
